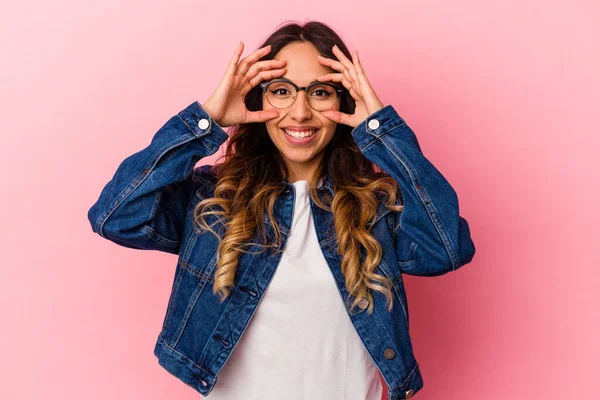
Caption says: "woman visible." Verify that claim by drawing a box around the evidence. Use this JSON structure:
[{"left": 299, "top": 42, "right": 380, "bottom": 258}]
[{"left": 88, "top": 21, "right": 476, "bottom": 400}]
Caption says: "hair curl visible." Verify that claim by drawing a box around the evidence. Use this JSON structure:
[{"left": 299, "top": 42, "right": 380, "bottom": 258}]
[{"left": 193, "top": 20, "right": 404, "bottom": 315}]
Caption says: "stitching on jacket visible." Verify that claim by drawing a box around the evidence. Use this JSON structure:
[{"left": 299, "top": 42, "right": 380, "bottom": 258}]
[
  {"left": 379, "top": 260, "right": 408, "bottom": 324},
  {"left": 379, "top": 135, "right": 458, "bottom": 269},
  {"left": 401, "top": 363, "right": 419, "bottom": 387},
  {"left": 180, "top": 260, "right": 214, "bottom": 282},
  {"left": 192, "top": 165, "right": 217, "bottom": 199},
  {"left": 98, "top": 135, "right": 196, "bottom": 238},
  {"left": 173, "top": 254, "right": 218, "bottom": 346},
  {"left": 158, "top": 335, "right": 215, "bottom": 378},
  {"left": 177, "top": 112, "right": 195, "bottom": 136},
  {"left": 140, "top": 225, "right": 180, "bottom": 248}
]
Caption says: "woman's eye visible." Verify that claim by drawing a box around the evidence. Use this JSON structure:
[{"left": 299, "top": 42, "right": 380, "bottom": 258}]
[
  {"left": 271, "top": 88, "right": 290, "bottom": 96},
  {"left": 312, "top": 89, "right": 331, "bottom": 97}
]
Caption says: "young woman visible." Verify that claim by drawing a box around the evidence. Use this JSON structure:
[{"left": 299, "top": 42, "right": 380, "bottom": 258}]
[{"left": 88, "top": 21, "right": 476, "bottom": 400}]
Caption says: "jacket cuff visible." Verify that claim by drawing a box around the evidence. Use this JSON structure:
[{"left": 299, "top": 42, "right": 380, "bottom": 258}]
[
  {"left": 177, "top": 101, "right": 230, "bottom": 153},
  {"left": 351, "top": 105, "right": 413, "bottom": 152}
]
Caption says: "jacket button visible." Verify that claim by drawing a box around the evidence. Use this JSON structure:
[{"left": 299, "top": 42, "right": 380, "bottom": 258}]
[
  {"left": 357, "top": 297, "right": 369, "bottom": 309},
  {"left": 200, "top": 379, "right": 208, "bottom": 387},
  {"left": 368, "top": 119, "right": 380, "bottom": 130},
  {"left": 383, "top": 348, "right": 395, "bottom": 359},
  {"left": 405, "top": 389, "right": 415, "bottom": 398},
  {"left": 198, "top": 118, "right": 209, "bottom": 129},
  {"left": 322, "top": 193, "right": 332, "bottom": 205}
]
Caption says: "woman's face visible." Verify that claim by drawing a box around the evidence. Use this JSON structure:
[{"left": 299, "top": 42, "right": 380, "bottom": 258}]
[{"left": 262, "top": 41, "right": 341, "bottom": 181}]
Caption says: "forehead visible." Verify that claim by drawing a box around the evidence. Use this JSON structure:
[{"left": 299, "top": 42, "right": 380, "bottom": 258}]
[{"left": 273, "top": 42, "right": 335, "bottom": 86}]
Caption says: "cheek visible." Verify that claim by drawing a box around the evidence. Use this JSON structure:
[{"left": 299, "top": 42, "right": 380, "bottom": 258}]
[
  {"left": 265, "top": 122, "right": 280, "bottom": 143},
  {"left": 320, "top": 121, "right": 338, "bottom": 144},
  {"left": 322, "top": 118, "right": 337, "bottom": 135}
]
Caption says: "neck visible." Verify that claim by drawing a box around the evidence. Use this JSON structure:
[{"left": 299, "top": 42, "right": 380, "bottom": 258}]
[{"left": 284, "top": 153, "right": 324, "bottom": 183}]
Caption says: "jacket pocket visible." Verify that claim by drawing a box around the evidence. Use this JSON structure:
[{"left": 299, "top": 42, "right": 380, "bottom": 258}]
[{"left": 163, "top": 249, "right": 218, "bottom": 346}]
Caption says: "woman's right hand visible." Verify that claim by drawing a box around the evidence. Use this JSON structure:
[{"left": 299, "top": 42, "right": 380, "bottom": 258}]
[{"left": 201, "top": 42, "right": 287, "bottom": 128}]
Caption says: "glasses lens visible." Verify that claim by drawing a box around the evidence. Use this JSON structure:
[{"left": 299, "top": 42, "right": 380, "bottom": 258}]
[
  {"left": 266, "top": 81, "right": 296, "bottom": 109},
  {"left": 307, "top": 83, "right": 339, "bottom": 111},
  {"left": 266, "top": 81, "right": 341, "bottom": 110}
]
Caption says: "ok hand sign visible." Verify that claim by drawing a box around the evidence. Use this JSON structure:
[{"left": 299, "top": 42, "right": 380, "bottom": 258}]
[
  {"left": 202, "top": 42, "right": 287, "bottom": 128},
  {"left": 315, "top": 45, "right": 385, "bottom": 128}
]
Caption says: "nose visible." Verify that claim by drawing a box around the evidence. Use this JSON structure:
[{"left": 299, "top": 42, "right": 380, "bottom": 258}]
[{"left": 289, "top": 90, "right": 313, "bottom": 121}]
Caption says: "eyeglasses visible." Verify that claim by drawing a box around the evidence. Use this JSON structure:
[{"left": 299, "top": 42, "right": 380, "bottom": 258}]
[{"left": 259, "top": 77, "right": 344, "bottom": 111}]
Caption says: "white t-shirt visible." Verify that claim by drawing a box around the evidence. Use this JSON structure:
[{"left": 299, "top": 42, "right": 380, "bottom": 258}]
[{"left": 208, "top": 180, "right": 383, "bottom": 400}]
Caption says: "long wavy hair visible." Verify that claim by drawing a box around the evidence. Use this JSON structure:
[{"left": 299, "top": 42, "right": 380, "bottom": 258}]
[{"left": 193, "top": 20, "right": 404, "bottom": 314}]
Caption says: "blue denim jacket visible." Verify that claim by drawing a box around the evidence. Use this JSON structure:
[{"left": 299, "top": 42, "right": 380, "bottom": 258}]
[{"left": 88, "top": 100, "right": 476, "bottom": 399}]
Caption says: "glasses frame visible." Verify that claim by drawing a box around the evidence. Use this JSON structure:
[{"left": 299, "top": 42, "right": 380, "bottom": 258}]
[{"left": 259, "top": 77, "right": 345, "bottom": 111}]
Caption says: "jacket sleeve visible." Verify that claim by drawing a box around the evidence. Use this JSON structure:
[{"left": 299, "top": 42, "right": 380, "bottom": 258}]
[
  {"left": 351, "top": 105, "right": 476, "bottom": 276},
  {"left": 87, "top": 101, "right": 229, "bottom": 255}
]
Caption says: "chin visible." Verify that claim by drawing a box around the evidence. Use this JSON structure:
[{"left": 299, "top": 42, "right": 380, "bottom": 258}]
[{"left": 280, "top": 150, "right": 318, "bottom": 163}]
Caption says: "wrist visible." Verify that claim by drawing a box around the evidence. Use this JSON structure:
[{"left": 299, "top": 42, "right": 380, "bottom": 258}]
[{"left": 200, "top": 100, "right": 220, "bottom": 126}]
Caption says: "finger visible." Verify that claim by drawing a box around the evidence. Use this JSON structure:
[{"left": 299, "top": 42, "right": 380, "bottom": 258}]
[
  {"left": 320, "top": 109, "right": 353, "bottom": 127},
  {"left": 351, "top": 51, "right": 377, "bottom": 100},
  {"left": 245, "top": 109, "right": 280, "bottom": 124},
  {"left": 237, "top": 44, "right": 274, "bottom": 76},
  {"left": 348, "top": 86, "right": 361, "bottom": 101},
  {"left": 332, "top": 45, "right": 359, "bottom": 84},
  {"left": 316, "top": 73, "right": 352, "bottom": 91},
  {"left": 340, "top": 67, "right": 355, "bottom": 92},
  {"left": 352, "top": 51, "right": 371, "bottom": 86},
  {"left": 226, "top": 42, "right": 244, "bottom": 77},
  {"left": 245, "top": 68, "right": 287, "bottom": 94},
  {"left": 317, "top": 51, "right": 357, "bottom": 91},
  {"left": 316, "top": 54, "right": 345, "bottom": 74},
  {"left": 245, "top": 59, "right": 287, "bottom": 81},
  {"left": 316, "top": 73, "right": 362, "bottom": 100}
]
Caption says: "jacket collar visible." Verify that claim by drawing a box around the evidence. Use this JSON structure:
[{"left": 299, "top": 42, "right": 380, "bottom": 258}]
[
  {"left": 318, "top": 172, "right": 334, "bottom": 193},
  {"left": 282, "top": 172, "right": 334, "bottom": 196}
]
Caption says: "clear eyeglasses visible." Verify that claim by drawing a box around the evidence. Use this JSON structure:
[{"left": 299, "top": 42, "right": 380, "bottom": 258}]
[{"left": 259, "top": 77, "right": 345, "bottom": 111}]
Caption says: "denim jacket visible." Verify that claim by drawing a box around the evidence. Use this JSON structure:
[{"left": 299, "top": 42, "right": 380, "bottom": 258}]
[{"left": 88, "top": 100, "right": 476, "bottom": 399}]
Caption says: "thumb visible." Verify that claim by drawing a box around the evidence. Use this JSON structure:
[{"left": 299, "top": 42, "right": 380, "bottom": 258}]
[{"left": 246, "top": 109, "right": 280, "bottom": 123}]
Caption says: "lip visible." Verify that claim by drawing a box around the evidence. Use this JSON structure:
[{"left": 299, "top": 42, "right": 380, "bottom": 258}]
[{"left": 281, "top": 127, "right": 320, "bottom": 145}]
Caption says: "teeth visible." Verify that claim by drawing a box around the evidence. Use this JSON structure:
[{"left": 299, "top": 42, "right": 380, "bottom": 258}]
[{"left": 283, "top": 129, "right": 316, "bottom": 138}]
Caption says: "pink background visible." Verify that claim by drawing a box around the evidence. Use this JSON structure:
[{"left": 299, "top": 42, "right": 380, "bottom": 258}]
[{"left": 1, "top": 0, "right": 598, "bottom": 399}]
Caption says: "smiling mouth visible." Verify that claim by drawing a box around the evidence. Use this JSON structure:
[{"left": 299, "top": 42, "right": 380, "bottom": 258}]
[{"left": 282, "top": 128, "right": 319, "bottom": 139}]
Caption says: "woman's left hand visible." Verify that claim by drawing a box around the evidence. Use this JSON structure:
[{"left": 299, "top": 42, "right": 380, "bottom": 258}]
[{"left": 315, "top": 45, "right": 385, "bottom": 128}]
